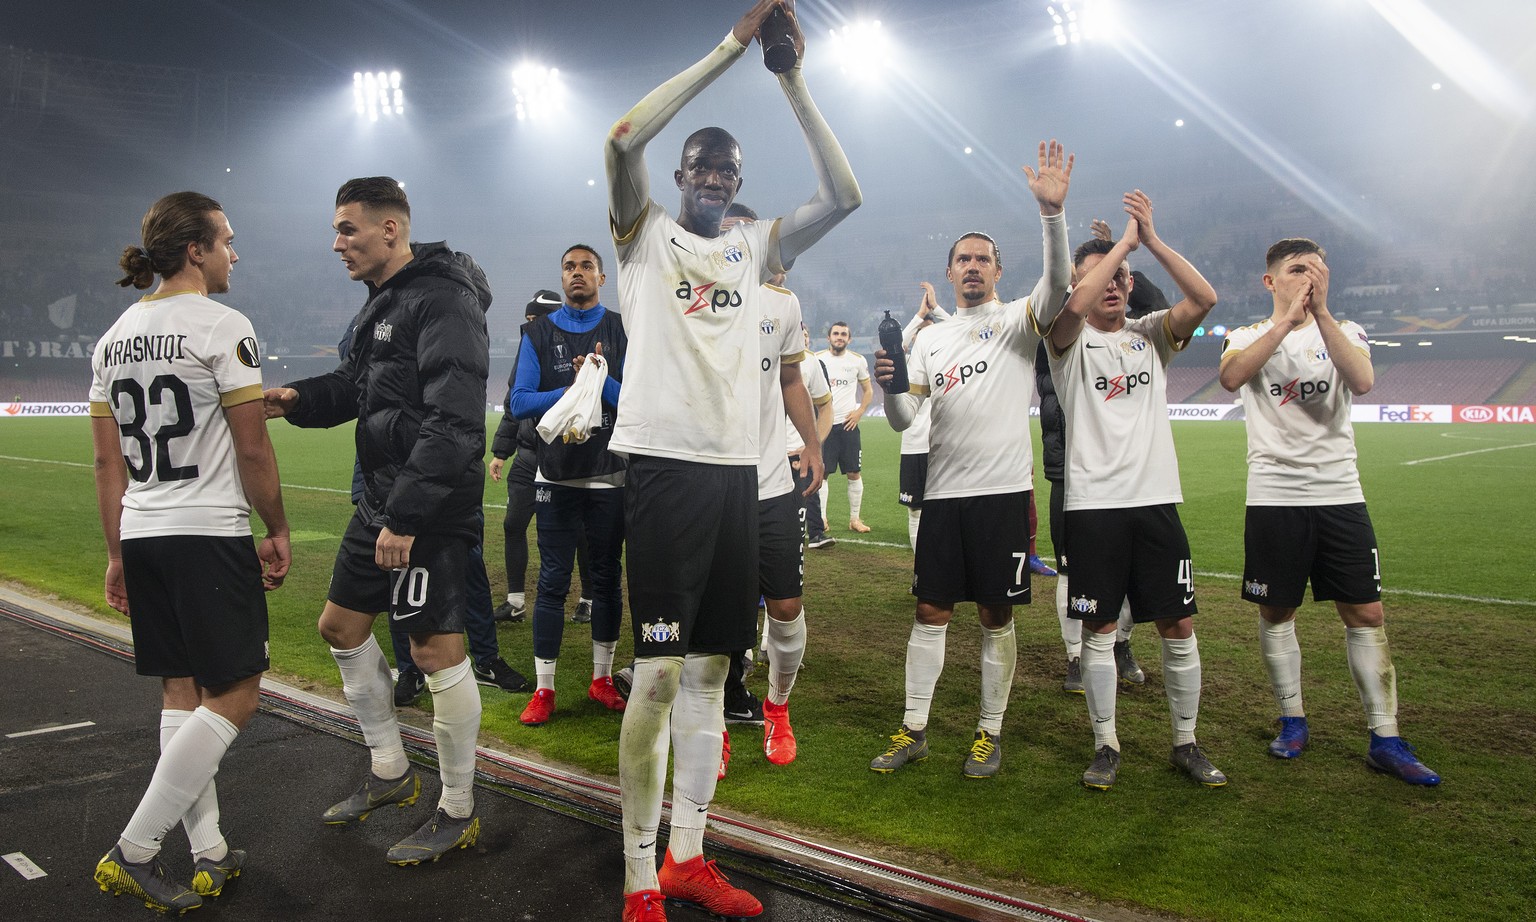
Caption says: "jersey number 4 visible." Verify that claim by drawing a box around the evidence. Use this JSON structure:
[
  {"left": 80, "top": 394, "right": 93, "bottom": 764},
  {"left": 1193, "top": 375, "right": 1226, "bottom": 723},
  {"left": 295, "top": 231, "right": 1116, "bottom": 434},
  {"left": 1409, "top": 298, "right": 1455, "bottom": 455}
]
[{"left": 110, "top": 375, "right": 199, "bottom": 483}]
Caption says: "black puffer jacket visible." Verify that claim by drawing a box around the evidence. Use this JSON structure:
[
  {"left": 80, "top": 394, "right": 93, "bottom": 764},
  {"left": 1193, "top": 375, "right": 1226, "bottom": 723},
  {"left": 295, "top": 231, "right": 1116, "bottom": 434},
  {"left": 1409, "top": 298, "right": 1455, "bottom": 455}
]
[{"left": 286, "top": 242, "right": 491, "bottom": 540}]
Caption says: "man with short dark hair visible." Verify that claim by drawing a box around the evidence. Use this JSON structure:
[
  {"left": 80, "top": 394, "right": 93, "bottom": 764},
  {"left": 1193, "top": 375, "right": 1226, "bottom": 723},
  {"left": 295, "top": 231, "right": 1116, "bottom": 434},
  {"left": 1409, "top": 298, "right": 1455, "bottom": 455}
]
[
  {"left": 604, "top": 2, "right": 860, "bottom": 918},
  {"left": 511, "top": 243, "right": 629, "bottom": 725},
  {"left": 1218, "top": 237, "right": 1439, "bottom": 785},
  {"left": 264, "top": 176, "right": 492, "bottom": 864},
  {"left": 870, "top": 141, "right": 1074, "bottom": 781},
  {"left": 490, "top": 289, "right": 565, "bottom": 624},
  {"left": 816, "top": 319, "right": 873, "bottom": 532},
  {"left": 1047, "top": 189, "right": 1223, "bottom": 792}
]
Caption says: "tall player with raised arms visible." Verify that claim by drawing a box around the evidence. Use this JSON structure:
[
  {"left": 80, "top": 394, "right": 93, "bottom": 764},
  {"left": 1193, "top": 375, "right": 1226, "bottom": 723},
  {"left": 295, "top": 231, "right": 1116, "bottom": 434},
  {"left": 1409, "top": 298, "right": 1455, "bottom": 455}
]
[{"left": 603, "top": 1, "right": 860, "bottom": 919}]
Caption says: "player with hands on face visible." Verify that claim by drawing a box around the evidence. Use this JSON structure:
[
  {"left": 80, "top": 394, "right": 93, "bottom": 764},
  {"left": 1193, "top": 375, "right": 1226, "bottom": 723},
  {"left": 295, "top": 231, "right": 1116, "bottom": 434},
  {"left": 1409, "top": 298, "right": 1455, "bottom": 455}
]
[{"left": 1218, "top": 238, "right": 1437, "bottom": 785}]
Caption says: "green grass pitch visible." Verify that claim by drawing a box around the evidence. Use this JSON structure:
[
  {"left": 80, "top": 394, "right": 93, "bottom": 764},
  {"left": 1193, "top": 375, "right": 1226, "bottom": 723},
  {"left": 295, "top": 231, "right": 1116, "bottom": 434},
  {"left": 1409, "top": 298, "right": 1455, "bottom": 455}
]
[{"left": 2, "top": 416, "right": 1533, "bottom": 921}]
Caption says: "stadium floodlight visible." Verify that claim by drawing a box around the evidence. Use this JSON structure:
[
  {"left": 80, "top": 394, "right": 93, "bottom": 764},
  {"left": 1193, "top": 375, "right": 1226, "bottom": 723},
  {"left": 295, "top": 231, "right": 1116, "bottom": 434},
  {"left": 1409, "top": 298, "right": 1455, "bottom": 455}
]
[
  {"left": 354, "top": 70, "right": 404, "bottom": 121},
  {"left": 512, "top": 65, "right": 566, "bottom": 122},
  {"left": 827, "top": 20, "right": 892, "bottom": 82},
  {"left": 1046, "top": 1, "right": 1112, "bottom": 46}
]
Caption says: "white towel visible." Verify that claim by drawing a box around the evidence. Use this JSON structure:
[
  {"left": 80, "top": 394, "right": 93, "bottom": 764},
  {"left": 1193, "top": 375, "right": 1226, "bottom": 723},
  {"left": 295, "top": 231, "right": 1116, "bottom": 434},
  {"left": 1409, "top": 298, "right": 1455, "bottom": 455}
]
[{"left": 537, "top": 354, "right": 608, "bottom": 444}]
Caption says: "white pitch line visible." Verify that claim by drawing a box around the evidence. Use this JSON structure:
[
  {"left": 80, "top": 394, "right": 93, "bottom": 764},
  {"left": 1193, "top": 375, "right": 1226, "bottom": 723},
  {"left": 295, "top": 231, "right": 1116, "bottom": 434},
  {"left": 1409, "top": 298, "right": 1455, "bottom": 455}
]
[
  {"left": 1402, "top": 442, "right": 1536, "bottom": 465},
  {"left": 0, "top": 454, "right": 91, "bottom": 468},
  {"left": 0, "top": 454, "right": 510, "bottom": 507},
  {"left": 6, "top": 720, "right": 95, "bottom": 739}
]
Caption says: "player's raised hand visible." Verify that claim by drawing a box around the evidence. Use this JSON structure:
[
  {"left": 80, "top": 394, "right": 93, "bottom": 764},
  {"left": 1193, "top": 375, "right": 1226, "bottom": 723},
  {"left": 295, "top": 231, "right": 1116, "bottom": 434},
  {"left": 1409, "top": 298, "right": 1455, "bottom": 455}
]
[
  {"left": 1124, "top": 190, "right": 1157, "bottom": 245},
  {"left": 917, "top": 281, "right": 939, "bottom": 319},
  {"left": 1302, "top": 260, "right": 1331, "bottom": 317},
  {"left": 1023, "top": 139, "right": 1074, "bottom": 216},
  {"left": 734, "top": 0, "right": 797, "bottom": 53},
  {"left": 1282, "top": 280, "right": 1311, "bottom": 328},
  {"left": 1091, "top": 218, "right": 1114, "bottom": 242}
]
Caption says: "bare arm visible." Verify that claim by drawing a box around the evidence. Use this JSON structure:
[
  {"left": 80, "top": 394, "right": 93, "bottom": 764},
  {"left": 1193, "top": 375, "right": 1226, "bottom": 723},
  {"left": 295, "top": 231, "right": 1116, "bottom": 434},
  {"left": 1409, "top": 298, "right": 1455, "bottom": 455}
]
[
  {"left": 846, "top": 374, "right": 872, "bottom": 429},
  {"left": 1051, "top": 220, "right": 1139, "bottom": 353},
  {"left": 91, "top": 415, "right": 130, "bottom": 613},
  {"left": 1219, "top": 279, "right": 1307, "bottom": 390},
  {"left": 225, "top": 399, "right": 291, "bottom": 589},
  {"left": 781, "top": 360, "right": 824, "bottom": 495},
  {"left": 1126, "top": 190, "right": 1216, "bottom": 342}
]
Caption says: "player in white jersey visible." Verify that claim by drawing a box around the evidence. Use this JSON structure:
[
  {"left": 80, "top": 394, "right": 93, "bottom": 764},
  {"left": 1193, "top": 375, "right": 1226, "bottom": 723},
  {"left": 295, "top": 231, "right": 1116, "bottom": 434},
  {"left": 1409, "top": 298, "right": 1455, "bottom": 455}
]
[
  {"left": 815, "top": 322, "right": 874, "bottom": 531},
  {"left": 1047, "top": 190, "right": 1223, "bottom": 791},
  {"left": 90, "top": 192, "right": 289, "bottom": 913},
  {"left": 793, "top": 327, "right": 837, "bottom": 548},
  {"left": 604, "top": 2, "right": 860, "bottom": 919},
  {"left": 867, "top": 140, "right": 1074, "bottom": 781},
  {"left": 1218, "top": 237, "right": 1440, "bottom": 785},
  {"left": 714, "top": 204, "right": 828, "bottom": 770},
  {"left": 896, "top": 282, "right": 950, "bottom": 551}
]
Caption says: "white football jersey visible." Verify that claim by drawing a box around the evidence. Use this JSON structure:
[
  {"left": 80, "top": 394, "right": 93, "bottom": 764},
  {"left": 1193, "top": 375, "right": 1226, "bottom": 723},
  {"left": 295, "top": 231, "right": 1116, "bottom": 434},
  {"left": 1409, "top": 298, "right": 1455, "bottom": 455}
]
[
  {"left": 610, "top": 200, "right": 776, "bottom": 465},
  {"left": 1222, "top": 318, "right": 1370, "bottom": 505},
  {"left": 816, "top": 348, "right": 870, "bottom": 424},
  {"left": 757, "top": 284, "right": 807, "bottom": 500},
  {"left": 1049, "top": 310, "right": 1184, "bottom": 510},
  {"left": 89, "top": 291, "right": 265, "bottom": 538},
  {"left": 785, "top": 352, "right": 831, "bottom": 456},
  {"left": 898, "top": 213, "right": 1068, "bottom": 499},
  {"left": 900, "top": 401, "right": 932, "bottom": 455},
  {"left": 899, "top": 305, "right": 949, "bottom": 455}
]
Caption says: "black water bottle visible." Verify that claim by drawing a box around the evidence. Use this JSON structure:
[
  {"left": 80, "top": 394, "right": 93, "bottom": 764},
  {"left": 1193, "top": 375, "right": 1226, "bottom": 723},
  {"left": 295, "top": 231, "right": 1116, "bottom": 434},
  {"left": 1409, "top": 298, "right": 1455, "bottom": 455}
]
[
  {"left": 760, "top": 7, "right": 799, "bottom": 73},
  {"left": 878, "top": 310, "right": 909, "bottom": 394}
]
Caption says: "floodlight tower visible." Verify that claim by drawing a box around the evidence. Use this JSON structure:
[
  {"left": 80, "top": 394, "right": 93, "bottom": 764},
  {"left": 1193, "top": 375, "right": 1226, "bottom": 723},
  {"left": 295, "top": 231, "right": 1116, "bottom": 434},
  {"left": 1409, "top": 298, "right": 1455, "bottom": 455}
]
[
  {"left": 512, "top": 65, "right": 567, "bottom": 121},
  {"left": 1046, "top": 1, "right": 1108, "bottom": 46},
  {"left": 353, "top": 70, "right": 404, "bottom": 121},
  {"left": 828, "top": 20, "right": 892, "bottom": 82}
]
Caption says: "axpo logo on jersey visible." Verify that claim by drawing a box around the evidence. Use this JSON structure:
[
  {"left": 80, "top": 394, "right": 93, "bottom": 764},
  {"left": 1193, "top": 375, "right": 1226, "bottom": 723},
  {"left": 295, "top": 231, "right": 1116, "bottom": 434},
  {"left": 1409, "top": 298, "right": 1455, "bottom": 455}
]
[
  {"left": 1272, "top": 377, "right": 1331, "bottom": 406},
  {"left": 1095, "top": 370, "right": 1150, "bottom": 401}
]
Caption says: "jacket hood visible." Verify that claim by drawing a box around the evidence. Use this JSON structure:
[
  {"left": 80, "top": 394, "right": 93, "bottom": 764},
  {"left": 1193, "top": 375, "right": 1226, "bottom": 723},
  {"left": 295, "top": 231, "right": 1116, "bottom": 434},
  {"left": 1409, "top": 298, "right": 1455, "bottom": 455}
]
[{"left": 404, "top": 241, "right": 494, "bottom": 314}]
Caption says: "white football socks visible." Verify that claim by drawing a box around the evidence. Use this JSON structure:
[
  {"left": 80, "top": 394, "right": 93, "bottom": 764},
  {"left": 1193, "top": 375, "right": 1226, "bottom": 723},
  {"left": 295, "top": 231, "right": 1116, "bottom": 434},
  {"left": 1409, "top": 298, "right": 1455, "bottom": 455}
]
[
  {"left": 848, "top": 478, "right": 865, "bottom": 523},
  {"left": 1056, "top": 575, "right": 1081, "bottom": 658},
  {"left": 1117, "top": 601, "right": 1135, "bottom": 642},
  {"left": 902, "top": 621, "right": 948, "bottom": 732},
  {"left": 592, "top": 639, "right": 617, "bottom": 679},
  {"left": 1346, "top": 625, "right": 1399, "bottom": 737},
  {"left": 817, "top": 482, "right": 830, "bottom": 526},
  {"left": 765, "top": 610, "right": 806, "bottom": 705},
  {"left": 426, "top": 658, "right": 481, "bottom": 819},
  {"left": 619, "top": 656, "right": 683, "bottom": 893},
  {"left": 1082, "top": 629, "right": 1119, "bottom": 751},
  {"left": 978, "top": 622, "right": 1016, "bottom": 735},
  {"left": 1162, "top": 634, "right": 1202, "bottom": 746},
  {"left": 1260, "top": 618, "right": 1305, "bottom": 717},
  {"left": 159, "top": 709, "right": 225, "bottom": 862},
  {"left": 120, "top": 707, "right": 238, "bottom": 863},
  {"left": 665, "top": 653, "right": 728, "bottom": 864},
  {"left": 535, "top": 656, "right": 558, "bottom": 692},
  {"left": 331, "top": 636, "right": 408, "bottom": 780},
  {"left": 907, "top": 508, "right": 921, "bottom": 551}
]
